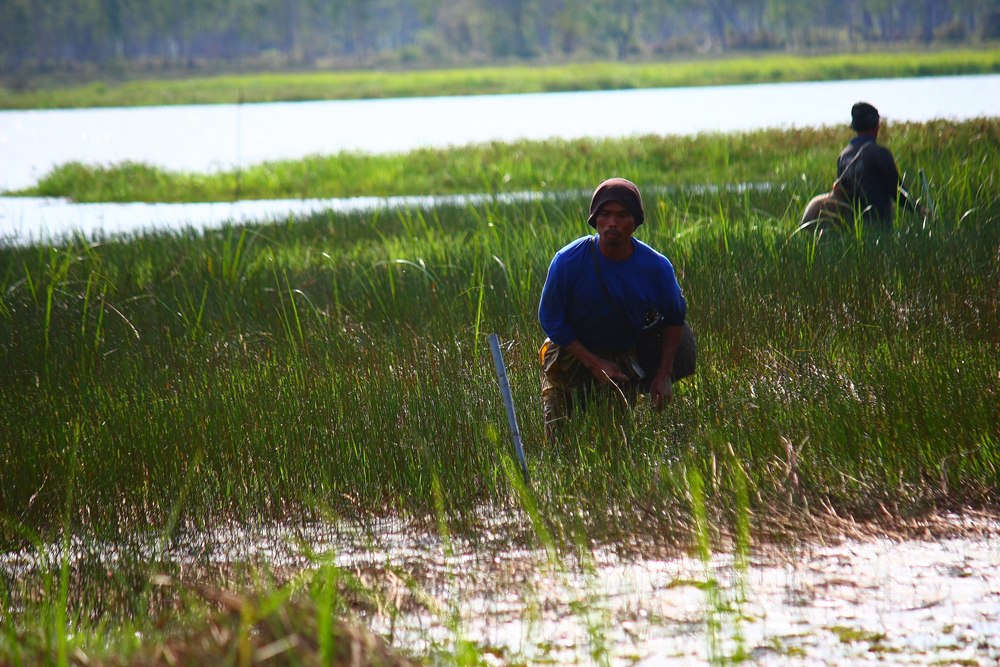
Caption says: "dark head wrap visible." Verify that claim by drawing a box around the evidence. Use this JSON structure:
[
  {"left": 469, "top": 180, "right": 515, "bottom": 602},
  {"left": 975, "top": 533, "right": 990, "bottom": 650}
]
[
  {"left": 850, "top": 102, "right": 880, "bottom": 132},
  {"left": 587, "top": 177, "right": 645, "bottom": 228}
]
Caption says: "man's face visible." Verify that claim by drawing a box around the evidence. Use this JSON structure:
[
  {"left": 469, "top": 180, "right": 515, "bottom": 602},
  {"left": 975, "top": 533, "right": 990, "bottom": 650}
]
[{"left": 594, "top": 201, "right": 636, "bottom": 246}]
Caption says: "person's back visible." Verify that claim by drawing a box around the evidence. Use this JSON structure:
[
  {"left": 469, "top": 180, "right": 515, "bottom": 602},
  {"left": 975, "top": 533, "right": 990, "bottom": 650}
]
[
  {"left": 836, "top": 101, "right": 917, "bottom": 229},
  {"left": 836, "top": 136, "right": 900, "bottom": 227},
  {"left": 800, "top": 101, "right": 920, "bottom": 232}
]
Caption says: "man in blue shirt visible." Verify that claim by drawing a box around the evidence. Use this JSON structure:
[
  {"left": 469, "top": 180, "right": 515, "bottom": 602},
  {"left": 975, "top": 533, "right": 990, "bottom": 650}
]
[{"left": 538, "top": 178, "right": 691, "bottom": 440}]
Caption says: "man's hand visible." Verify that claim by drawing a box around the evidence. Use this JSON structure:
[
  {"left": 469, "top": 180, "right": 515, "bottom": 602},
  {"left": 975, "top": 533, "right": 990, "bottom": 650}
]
[
  {"left": 650, "top": 324, "right": 682, "bottom": 411},
  {"left": 588, "top": 357, "right": 628, "bottom": 385},
  {"left": 562, "top": 339, "right": 628, "bottom": 385},
  {"left": 650, "top": 375, "right": 673, "bottom": 411}
]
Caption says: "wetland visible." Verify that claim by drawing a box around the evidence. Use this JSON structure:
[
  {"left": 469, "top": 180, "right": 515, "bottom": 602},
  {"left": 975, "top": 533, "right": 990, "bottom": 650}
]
[{"left": 1, "top": 58, "right": 999, "bottom": 664}]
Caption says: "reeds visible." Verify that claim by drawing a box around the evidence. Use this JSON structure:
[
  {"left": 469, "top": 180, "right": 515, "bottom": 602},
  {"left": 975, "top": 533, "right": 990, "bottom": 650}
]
[
  {"left": 7, "top": 122, "right": 940, "bottom": 202},
  {"left": 1, "top": 119, "right": 998, "bottom": 663}
]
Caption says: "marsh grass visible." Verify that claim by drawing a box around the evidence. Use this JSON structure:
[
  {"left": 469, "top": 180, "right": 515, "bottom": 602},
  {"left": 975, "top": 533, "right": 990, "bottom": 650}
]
[
  {"left": 1, "top": 119, "right": 998, "bottom": 663},
  {"left": 21, "top": 120, "right": 989, "bottom": 203},
  {"left": 3, "top": 48, "right": 999, "bottom": 110}
]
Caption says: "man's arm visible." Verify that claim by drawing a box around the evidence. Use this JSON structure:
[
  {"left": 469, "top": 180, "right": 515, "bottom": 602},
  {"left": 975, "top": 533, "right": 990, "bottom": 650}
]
[
  {"left": 650, "top": 324, "right": 683, "bottom": 411},
  {"left": 562, "top": 339, "right": 628, "bottom": 385}
]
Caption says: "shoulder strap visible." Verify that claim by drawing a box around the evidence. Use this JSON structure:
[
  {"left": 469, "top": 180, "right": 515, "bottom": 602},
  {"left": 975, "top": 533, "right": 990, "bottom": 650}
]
[{"left": 834, "top": 142, "right": 870, "bottom": 190}]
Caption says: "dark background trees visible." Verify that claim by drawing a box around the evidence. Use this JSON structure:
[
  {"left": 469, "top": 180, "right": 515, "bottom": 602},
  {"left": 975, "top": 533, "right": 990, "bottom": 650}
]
[{"left": 1, "top": 0, "right": 997, "bottom": 79}]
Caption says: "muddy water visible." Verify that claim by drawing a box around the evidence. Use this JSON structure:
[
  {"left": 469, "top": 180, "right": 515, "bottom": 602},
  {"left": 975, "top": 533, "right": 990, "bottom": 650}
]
[
  {"left": 152, "top": 515, "right": 1000, "bottom": 665},
  {"left": 3, "top": 514, "right": 997, "bottom": 663}
]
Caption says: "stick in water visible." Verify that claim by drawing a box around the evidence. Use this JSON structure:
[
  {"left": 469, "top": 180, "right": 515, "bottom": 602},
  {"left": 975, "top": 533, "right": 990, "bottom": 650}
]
[{"left": 488, "top": 333, "right": 530, "bottom": 484}]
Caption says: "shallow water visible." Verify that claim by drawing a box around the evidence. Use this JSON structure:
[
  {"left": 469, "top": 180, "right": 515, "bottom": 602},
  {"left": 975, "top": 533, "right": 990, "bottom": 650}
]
[
  {"left": 0, "top": 183, "right": 771, "bottom": 246},
  {"left": 306, "top": 517, "right": 1000, "bottom": 665},
  {"left": 0, "top": 193, "right": 507, "bottom": 246},
  {"left": 0, "top": 191, "right": 563, "bottom": 246},
  {"left": 8, "top": 515, "right": 995, "bottom": 665}
]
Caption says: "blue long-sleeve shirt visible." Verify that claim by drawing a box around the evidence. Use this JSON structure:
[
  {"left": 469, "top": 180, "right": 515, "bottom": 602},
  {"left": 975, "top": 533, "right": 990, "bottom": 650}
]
[{"left": 538, "top": 234, "right": 686, "bottom": 352}]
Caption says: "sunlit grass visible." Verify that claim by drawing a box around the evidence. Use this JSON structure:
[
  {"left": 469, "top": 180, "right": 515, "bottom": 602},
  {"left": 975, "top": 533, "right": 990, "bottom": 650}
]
[
  {"left": 1, "top": 120, "right": 998, "bottom": 664},
  {"left": 17, "top": 119, "right": 999, "bottom": 203},
  {"left": 2, "top": 47, "right": 999, "bottom": 110},
  {"left": 3, "top": 132, "right": 997, "bottom": 538}
]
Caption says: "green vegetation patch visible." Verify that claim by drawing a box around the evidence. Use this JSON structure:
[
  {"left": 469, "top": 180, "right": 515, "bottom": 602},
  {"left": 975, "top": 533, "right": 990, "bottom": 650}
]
[
  {"left": 2, "top": 120, "right": 998, "bottom": 541},
  {"left": 829, "top": 625, "right": 889, "bottom": 645},
  {"left": 1, "top": 119, "right": 998, "bottom": 665},
  {"left": 2, "top": 48, "right": 999, "bottom": 109},
  {"left": 17, "top": 119, "right": 997, "bottom": 204}
]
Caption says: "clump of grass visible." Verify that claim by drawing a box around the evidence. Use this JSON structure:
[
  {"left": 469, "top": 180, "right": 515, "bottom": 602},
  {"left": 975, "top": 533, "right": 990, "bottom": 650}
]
[
  {"left": 16, "top": 130, "right": 828, "bottom": 202},
  {"left": 3, "top": 563, "right": 420, "bottom": 666}
]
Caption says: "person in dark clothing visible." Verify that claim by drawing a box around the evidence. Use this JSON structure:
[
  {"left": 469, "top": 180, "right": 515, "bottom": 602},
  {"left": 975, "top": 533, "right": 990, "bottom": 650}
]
[
  {"left": 800, "top": 101, "right": 922, "bottom": 230},
  {"left": 835, "top": 102, "right": 919, "bottom": 228}
]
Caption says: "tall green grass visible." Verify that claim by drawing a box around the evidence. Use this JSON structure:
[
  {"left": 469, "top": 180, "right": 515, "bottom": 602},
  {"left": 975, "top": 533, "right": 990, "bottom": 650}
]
[
  {"left": 3, "top": 47, "right": 999, "bottom": 110},
  {"left": 1, "top": 119, "right": 998, "bottom": 662},
  {"left": 19, "top": 119, "right": 997, "bottom": 202},
  {"left": 3, "top": 127, "right": 997, "bottom": 538}
]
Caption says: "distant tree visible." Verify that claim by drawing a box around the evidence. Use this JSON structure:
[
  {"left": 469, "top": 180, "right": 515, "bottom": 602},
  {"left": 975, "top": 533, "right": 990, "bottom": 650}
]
[
  {"left": 434, "top": 0, "right": 480, "bottom": 57},
  {"left": 611, "top": 0, "right": 643, "bottom": 59},
  {"left": 0, "top": 0, "right": 31, "bottom": 74},
  {"left": 768, "top": 0, "right": 808, "bottom": 49},
  {"left": 480, "top": 0, "right": 540, "bottom": 58},
  {"left": 985, "top": 3, "right": 1000, "bottom": 38},
  {"left": 549, "top": 0, "right": 585, "bottom": 55},
  {"left": 0, "top": 0, "right": 993, "bottom": 79},
  {"left": 704, "top": 0, "right": 734, "bottom": 50}
]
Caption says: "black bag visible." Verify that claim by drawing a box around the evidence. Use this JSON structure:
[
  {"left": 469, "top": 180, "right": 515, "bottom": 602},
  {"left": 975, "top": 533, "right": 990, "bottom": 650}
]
[{"left": 636, "top": 314, "right": 697, "bottom": 386}]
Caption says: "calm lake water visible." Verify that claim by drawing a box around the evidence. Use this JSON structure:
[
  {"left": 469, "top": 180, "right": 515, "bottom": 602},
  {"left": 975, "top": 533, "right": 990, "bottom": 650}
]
[{"left": 1, "top": 74, "right": 997, "bottom": 244}]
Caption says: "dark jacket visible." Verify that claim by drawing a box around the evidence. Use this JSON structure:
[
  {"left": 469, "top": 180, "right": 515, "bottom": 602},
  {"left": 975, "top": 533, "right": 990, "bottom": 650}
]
[{"left": 837, "top": 136, "right": 916, "bottom": 226}]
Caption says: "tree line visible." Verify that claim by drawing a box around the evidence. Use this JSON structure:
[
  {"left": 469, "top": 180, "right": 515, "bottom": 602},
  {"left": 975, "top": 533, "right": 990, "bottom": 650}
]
[{"left": 2, "top": 0, "right": 998, "bottom": 78}]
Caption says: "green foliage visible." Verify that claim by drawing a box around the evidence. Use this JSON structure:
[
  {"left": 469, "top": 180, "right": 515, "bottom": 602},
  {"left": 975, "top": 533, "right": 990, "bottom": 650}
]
[
  {"left": 2, "top": 0, "right": 999, "bottom": 88},
  {"left": 17, "top": 119, "right": 999, "bottom": 214},
  {"left": 27, "top": 131, "right": 818, "bottom": 200}
]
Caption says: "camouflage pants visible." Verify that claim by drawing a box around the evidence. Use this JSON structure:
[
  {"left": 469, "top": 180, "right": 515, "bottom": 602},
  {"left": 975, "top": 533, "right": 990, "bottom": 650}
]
[{"left": 538, "top": 340, "right": 644, "bottom": 441}]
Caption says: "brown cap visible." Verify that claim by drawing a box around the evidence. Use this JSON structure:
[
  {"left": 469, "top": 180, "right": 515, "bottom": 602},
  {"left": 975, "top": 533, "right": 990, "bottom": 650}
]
[{"left": 587, "top": 177, "right": 644, "bottom": 228}]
